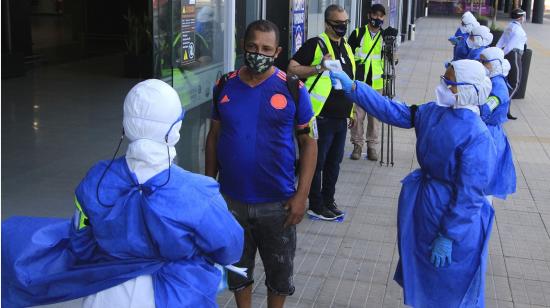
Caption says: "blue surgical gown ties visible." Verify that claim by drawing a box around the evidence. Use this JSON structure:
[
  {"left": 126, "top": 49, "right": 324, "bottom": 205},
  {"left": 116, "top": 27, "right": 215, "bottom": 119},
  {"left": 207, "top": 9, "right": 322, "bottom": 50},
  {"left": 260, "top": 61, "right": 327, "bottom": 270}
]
[
  {"left": 480, "top": 75, "right": 517, "bottom": 199},
  {"left": 2, "top": 157, "right": 244, "bottom": 308},
  {"left": 351, "top": 82, "right": 497, "bottom": 307}
]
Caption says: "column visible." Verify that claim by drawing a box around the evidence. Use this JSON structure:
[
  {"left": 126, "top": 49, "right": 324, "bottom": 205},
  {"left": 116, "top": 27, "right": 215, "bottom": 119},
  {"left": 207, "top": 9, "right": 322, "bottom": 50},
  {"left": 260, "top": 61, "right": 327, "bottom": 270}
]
[{"left": 531, "top": 0, "right": 544, "bottom": 23}]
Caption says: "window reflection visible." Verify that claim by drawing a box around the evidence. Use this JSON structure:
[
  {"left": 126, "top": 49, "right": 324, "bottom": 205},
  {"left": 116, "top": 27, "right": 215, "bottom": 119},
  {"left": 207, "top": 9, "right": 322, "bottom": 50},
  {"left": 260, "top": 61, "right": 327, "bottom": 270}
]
[{"left": 153, "top": 0, "right": 226, "bottom": 172}]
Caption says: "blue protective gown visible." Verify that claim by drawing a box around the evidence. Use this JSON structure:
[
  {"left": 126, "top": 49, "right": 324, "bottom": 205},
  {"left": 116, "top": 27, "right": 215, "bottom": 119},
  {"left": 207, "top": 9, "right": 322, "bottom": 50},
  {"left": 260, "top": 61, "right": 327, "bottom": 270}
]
[
  {"left": 454, "top": 28, "right": 465, "bottom": 38},
  {"left": 2, "top": 157, "right": 244, "bottom": 308},
  {"left": 453, "top": 33, "right": 471, "bottom": 61},
  {"left": 467, "top": 46, "right": 487, "bottom": 60},
  {"left": 351, "top": 82, "right": 496, "bottom": 307},
  {"left": 480, "top": 75, "right": 516, "bottom": 199}
]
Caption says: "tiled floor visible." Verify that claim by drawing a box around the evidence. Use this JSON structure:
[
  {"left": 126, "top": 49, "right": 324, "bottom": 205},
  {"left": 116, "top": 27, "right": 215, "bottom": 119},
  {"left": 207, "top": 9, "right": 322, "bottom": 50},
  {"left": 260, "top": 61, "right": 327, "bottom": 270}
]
[{"left": 3, "top": 16, "right": 550, "bottom": 308}]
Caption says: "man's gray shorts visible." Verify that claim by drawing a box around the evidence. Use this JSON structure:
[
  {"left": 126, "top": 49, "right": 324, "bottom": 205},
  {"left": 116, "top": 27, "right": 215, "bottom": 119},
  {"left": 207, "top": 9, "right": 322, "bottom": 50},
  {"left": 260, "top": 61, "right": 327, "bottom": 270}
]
[{"left": 224, "top": 196, "right": 296, "bottom": 296}]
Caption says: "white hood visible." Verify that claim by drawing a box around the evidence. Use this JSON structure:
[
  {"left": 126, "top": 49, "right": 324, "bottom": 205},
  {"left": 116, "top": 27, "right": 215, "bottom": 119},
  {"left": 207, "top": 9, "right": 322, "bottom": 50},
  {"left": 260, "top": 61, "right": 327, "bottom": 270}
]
[
  {"left": 460, "top": 12, "right": 479, "bottom": 33},
  {"left": 467, "top": 25, "right": 493, "bottom": 49},
  {"left": 451, "top": 59, "right": 492, "bottom": 108},
  {"left": 481, "top": 47, "right": 511, "bottom": 77},
  {"left": 122, "top": 79, "right": 184, "bottom": 184}
]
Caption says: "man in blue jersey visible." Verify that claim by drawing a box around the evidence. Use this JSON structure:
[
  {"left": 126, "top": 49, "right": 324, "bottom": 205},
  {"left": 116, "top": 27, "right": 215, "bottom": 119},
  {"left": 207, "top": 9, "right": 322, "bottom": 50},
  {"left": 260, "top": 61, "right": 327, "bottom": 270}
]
[{"left": 205, "top": 20, "right": 317, "bottom": 308}]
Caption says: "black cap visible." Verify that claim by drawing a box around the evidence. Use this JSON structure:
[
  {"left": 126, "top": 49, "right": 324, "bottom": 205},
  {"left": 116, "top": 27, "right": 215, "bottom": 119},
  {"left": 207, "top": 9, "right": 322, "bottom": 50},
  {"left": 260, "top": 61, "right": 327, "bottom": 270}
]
[
  {"left": 370, "top": 4, "right": 386, "bottom": 16},
  {"left": 511, "top": 8, "right": 526, "bottom": 19}
]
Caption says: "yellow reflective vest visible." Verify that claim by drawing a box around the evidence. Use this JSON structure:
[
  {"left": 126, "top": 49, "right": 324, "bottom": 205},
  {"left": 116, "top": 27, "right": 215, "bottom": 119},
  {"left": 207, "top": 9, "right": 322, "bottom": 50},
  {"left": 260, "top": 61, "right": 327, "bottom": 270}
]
[
  {"left": 304, "top": 32, "right": 356, "bottom": 117},
  {"left": 353, "top": 27, "right": 384, "bottom": 90}
]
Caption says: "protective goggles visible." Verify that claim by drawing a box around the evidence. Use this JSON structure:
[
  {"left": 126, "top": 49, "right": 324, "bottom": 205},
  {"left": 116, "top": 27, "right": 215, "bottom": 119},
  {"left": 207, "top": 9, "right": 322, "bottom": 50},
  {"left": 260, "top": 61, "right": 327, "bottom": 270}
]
[
  {"left": 469, "top": 34, "right": 483, "bottom": 40},
  {"left": 480, "top": 58, "right": 502, "bottom": 65},
  {"left": 480, "top": 58, "right": 505, "bottom": 74},
  {"left": 440, "top": 75, "right": 479, "bottom": 94}
]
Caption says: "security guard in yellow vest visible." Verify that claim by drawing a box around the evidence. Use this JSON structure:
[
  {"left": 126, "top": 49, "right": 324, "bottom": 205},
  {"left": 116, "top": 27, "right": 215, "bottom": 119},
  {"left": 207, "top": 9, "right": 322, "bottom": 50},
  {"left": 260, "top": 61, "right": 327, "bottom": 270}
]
[
  {"left": 288, "top": 4, "right": 355, "bottom": 221},
  {"left": 348, "top": 4, "right": 386, "bottom": 161}
]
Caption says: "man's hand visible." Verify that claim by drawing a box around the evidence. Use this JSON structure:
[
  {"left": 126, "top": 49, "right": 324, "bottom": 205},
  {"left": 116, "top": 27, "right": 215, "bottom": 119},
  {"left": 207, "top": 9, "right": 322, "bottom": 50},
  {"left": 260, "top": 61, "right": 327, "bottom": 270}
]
[
  {"left": 287, "top": 131, "right": 316, "bottom": 228},
  {"left": 205, "top": 120, "right": 221, "bottom": 178},
  {"left": 284, "top": 194, "right": 307, "bottom": 228},
  {"left": 321, "top": 54, "right": 333, "bottom": 71}
]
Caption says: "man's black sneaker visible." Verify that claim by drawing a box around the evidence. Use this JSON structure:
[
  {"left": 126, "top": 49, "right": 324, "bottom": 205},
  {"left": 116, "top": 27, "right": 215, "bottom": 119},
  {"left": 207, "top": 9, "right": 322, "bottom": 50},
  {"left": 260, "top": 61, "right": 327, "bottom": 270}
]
[
  {"left": 325, "top": 202, "right": 345, "bottom": 218},
  {"left": 307, "top": 207, "right": 338, "bottom": 221},
  {"left": 507, "top": 113, "right": 517, "bottom": 120}
]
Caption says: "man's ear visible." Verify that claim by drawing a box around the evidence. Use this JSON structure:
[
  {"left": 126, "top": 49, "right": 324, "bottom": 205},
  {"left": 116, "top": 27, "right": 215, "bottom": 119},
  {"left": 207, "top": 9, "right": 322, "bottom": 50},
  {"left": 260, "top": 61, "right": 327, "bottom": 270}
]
[{"left": 274, "top": 46, "right": 283, "bottom": 59}]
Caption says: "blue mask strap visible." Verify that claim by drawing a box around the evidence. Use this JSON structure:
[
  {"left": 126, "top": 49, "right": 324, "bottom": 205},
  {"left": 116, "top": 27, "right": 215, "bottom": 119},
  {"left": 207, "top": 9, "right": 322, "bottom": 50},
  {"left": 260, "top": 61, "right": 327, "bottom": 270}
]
[
  {"left": 481, "top": 58, "right": 502, "bottom": 67},
  {"left": 440, "top": 75, "right": 479, "bottom": 94},
  {"left": 164, "top": 109, "right": 186, "bottom": 142},
  {"left": 153, "top": 108, "right": 185, "bottom": 191},
  {"left": 481, "top": 58, "right": 505, "bottom": 77}
]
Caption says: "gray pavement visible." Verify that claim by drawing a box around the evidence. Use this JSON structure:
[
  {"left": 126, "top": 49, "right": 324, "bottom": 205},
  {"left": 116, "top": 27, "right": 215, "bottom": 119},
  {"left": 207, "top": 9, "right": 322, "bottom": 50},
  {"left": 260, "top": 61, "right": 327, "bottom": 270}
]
[{"left": 217, "top": 17, "right": 550, "bottom": 307}]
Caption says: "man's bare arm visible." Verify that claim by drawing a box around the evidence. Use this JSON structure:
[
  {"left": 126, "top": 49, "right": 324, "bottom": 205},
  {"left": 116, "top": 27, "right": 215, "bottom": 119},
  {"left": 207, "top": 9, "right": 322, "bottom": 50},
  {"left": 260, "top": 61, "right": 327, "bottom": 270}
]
[{"left": 205, "top": 120, "right": 221, "bottom": 178}]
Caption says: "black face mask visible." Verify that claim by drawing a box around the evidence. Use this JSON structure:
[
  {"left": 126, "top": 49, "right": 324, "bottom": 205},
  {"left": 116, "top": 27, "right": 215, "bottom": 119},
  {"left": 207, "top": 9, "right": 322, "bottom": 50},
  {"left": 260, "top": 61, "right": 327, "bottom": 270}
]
[
  {"left": 328, "top": 22, "right": 348, "bottom": 37},
  {"left": 244, "top": 50, "right": 276, "bottom": 74},
  {"left": 369, "top": 17, "right": 384, "bottom": 28}
]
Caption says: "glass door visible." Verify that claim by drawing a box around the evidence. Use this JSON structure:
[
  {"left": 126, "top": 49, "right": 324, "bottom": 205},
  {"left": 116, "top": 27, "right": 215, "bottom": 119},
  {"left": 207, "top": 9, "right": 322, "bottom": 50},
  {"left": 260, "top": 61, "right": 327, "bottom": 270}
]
[
  {"left": 234, "top": 0, "right": 262, "bottom": 68},
  {"left": 152, "top": 0, "right": 235, "bottom": 172}
]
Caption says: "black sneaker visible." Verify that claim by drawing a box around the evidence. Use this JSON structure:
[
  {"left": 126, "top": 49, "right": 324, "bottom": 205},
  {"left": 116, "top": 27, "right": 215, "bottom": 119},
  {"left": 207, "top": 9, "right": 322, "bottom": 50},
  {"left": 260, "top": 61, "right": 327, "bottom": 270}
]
[
  {"left": 325, "top": 202, "right": 345, "bottom": 218},
  {"left": 307, "top": 207, "right": 338, "bottom": 221},
  {"left": 507, "top": 113, "right": 517, "bottom": 120}
]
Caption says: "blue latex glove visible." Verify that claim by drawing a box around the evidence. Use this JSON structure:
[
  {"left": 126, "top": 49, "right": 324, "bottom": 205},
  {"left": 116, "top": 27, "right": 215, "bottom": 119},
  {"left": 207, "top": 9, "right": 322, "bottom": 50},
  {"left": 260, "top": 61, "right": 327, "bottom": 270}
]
[
  {"left": 448, "top": 36, "right": 459, "bottom": 45},
  {"left": 430, "top": 234, "right": 453, "bottom": 268},
  {"left": 329, "top": 71, "right": 354, "bottom": 95}
]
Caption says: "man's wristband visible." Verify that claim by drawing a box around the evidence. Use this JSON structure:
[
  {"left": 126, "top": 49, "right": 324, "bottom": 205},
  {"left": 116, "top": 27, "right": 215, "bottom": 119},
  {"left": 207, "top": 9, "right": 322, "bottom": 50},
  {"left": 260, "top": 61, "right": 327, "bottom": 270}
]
[{"left": 314, "top": 64, "right": 322, "bottom": 74}]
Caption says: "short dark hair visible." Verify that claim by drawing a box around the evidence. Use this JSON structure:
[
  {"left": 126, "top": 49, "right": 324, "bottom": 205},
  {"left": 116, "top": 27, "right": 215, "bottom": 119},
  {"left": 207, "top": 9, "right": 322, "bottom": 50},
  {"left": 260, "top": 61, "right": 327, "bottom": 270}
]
[
  {"left": 324, "top": 4, "right": 345, "bottom": 20},
  {"left": 510, "top": 8, "right": 525, "bottom": 19},
  {"left": 370, "top": 4, "right": 386, "bottom": 16},
  {"left": 244, "top": 20, "right": 280, "bottom": 45}
]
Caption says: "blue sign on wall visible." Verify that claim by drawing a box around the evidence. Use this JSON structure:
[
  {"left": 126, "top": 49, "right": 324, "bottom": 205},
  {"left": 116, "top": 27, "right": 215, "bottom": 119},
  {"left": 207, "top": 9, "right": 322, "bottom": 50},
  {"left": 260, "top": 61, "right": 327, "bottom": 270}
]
[{"left": 291, "top": 0, "right": 306, "bottom": 55}]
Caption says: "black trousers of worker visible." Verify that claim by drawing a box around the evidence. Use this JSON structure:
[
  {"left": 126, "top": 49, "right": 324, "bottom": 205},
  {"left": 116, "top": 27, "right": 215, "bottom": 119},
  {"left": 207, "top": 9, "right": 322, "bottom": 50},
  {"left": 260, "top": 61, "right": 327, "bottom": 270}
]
[{"left": 505, "top": 49, "right": 523, "bottom": 114}]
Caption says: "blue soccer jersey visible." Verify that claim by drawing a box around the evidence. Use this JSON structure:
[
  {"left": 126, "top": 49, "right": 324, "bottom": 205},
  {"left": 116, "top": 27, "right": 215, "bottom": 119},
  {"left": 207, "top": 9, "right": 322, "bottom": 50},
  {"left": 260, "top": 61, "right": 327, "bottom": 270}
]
[{"left": 212, "top": 69, "right": 314, "bottom": 204}]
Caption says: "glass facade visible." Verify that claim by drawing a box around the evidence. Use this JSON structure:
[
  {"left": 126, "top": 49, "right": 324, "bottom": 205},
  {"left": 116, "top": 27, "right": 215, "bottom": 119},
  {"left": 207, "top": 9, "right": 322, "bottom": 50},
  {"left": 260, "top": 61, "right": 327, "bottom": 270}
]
[
  {"left": 152, "top": 0, "right": 262, "bottom": 172},
  {"left": 153, "top": 0, "right": 227, "bottom": 172},
  {"left": 427, "top": 0, "right": 493, "bottom": 16},
  {"left": 151, "top": 0, "right": 401, "bottom": 172}
]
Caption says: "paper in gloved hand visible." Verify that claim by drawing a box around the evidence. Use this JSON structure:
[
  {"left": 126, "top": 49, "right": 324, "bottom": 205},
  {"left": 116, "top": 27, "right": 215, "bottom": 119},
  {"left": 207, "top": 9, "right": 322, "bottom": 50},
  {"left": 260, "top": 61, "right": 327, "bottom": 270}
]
[
  {"left": 215, "top": 264, "right": 248, "bottom": 293},
  {"left": 324, "top": 60, "right": 344, "bottom": 90},
  {"left": 225, "top": 265, "right": 248, "bottom": 278}
]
